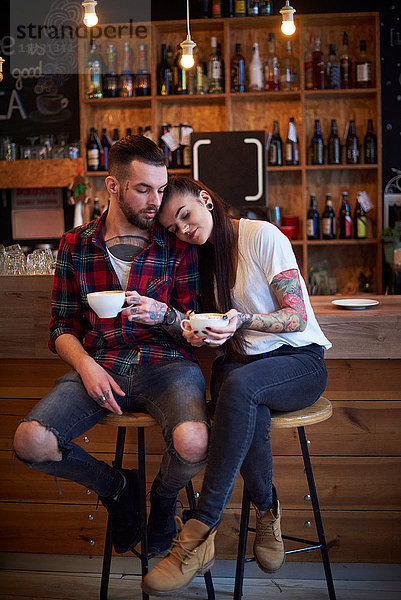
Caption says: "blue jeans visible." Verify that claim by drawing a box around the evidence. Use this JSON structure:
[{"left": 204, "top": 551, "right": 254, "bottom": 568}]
[
  {"left": 20, "top": 360, "right": 208, "bottom": 498},
  {"left": 193, "top": 344, "right": 328, "bottom": 528}
]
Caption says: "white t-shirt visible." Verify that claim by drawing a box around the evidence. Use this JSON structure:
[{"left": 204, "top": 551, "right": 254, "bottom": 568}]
[
  {"left": 231, "top": 219, "right": 331, "bottom": 354},
  {"left": 106, "top": 249, "right": 132, "bottom": 291}
]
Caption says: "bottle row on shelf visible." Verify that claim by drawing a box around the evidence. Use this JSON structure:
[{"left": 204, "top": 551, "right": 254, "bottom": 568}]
[
  {"left": 199, "top": 0, "right": 272, "bottom": 18},
  {"left": 306, "top": 191, "right": 371, "bottom": 241},
  {"left": 267, "top": 117, "right": 377, "bottom": 167},
  {"left": 86, "top": 116, "right": 377, "bottom": 173},
  {"left": 85, "top": 28, "right": 374, "bottom": 100},
  {"left": 85, "top": 123, "right": 194, "bottom": 172},
  {"left": 86, "top": 126, "right": 154, "bottom": 171},
  {"left": 86, "top": 40, "right": 151, "bottom": 99},
  {"left": 305, "top": 32, "right": 373, "bottom": 91}
]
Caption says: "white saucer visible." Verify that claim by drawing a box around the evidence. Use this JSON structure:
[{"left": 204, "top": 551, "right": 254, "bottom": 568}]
[{"left": 331, "top": 298, "right": 379, "bottom": 310}]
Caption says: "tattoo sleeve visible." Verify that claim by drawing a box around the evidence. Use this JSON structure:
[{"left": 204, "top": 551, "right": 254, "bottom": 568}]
[
  {"left": 238, "top": 269, "right": 307, "bottom": 334},
  {"left": 160, "top": 308, "right": 191, "bottom": 345}
]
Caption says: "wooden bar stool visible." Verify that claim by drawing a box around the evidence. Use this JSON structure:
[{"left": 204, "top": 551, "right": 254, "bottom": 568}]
[
  {"left": 233, "top": 396, "right": 336, "bottom": 600},
  {"left": 98, "top": 412, "right": 215, "bottom": 600}
]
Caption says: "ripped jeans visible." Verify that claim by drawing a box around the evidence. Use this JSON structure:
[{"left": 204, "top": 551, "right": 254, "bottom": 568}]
[{"left": 19, "top": 360, "right": 208, "bottom": 499}]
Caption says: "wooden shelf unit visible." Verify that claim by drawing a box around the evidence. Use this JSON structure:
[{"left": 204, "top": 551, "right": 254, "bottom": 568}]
[{"left": 79, "top": 12, "right": 382, "bottom": 293}]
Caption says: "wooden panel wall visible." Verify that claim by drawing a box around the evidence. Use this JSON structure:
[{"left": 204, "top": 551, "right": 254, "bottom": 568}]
[{"left": 1, "top": 357, "right": 400, "bottom": 562}]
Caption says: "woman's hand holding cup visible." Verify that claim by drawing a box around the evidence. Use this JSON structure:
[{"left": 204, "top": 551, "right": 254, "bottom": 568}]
[{"left": 181, "top": 309, "right": 239, "bottom": 347}]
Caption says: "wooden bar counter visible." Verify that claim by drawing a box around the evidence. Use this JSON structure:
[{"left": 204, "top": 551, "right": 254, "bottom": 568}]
[{"left": 0, "top": 275, "right": 400, "bottom": 562}]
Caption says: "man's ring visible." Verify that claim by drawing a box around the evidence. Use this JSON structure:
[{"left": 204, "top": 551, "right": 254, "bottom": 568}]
[{"left": 98, "top": 395, "right": 107, "bottom": 405}]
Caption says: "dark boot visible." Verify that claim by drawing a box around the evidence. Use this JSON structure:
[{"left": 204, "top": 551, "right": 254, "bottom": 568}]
[
  {"left": 99, "top": 468, "right": 140, "bottom": 554},
  {"left": 147, "top": 487, "right": 178, "bottom": 557}
]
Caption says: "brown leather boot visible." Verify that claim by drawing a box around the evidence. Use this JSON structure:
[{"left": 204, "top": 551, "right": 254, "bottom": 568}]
[
  {"left": 253, "top": 500, "right": 285, "bottom": 573},
  {"left": 141, "top": 516, "right": 216, "bottom": 595}
]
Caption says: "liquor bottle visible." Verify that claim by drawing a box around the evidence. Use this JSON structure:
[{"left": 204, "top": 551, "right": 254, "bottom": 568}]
[
  {"left": 170, "top": 124, "right": 182, "bottom": 168},
  {"left": 157, "top": 43, "right": 172, "bottom": 95},
  {"left": 268, "top": 120, "right": 283, "bottom": 166},
  {"left": 340, "top": 31, "right": 352, "bottom": 89},
  {"left": 137, "top": 126, "right": 144, "bottom": 136},
  {"left": 200, "top": 0, "right": 211, "bottom": 18},
  {"left": 345, "top": 120, "right": 360, "bottom": 164},
  {"left": 173, "top": 45, "right": 187, "bottom": 94},
  {"left": 259, "top": 0, "right": 272, "bottom": 15},
  {"left": 248, "top": 42, "right": 263, "bottom": 91},
  {"left": 306, "top": 193, "right": 320, "bottom": 240},
  {"left": 86, "top": 128, "right": 100, "bottom": 171},
  {"left": 86, "top": 40, "right": 103, "bottom": 99},
  {"left": 100, "top": 128, "right": 112, "bottom": 171},
  {"left": 339, "top": 192, "right": 352, "bottom": 239},
  {"left": 312, "top": 36, "right": 325, "bottom": 90},
  {"left": 119, "top": 42, "right": 133, "bottom": 98},
  {"left": 280, "top": 39, "right": 299, "bottom": 91},
  {"left": 247, "top": 0, "right": 260, "bottom": 15},
  {"left": 224, "top": 0, "right": 235, "bottom": 17},
  {"left": 304, "top": 33, "right": 314, "bottom": 91},
  {"left": 327, "top": 119, "right": 341, "bottom": 165},
  {"left": 231, "top": 43, "right": 246, "bottom": 92},
  {"left": 285, "top": 117, "right": 299, "bottom": 166},
  {"left": 135, "top": 43, "right": 151, "bottom": 96},
  {"left": 234, "top": 0, "right": 246, "bottom": 16},
  {"left": 264, "top": 33, "right": 280, "bottom": 91},
  {"left": 326, "top": 44, "right": 340, "bottom": 89},
  {"left": 181, "top": 122, "right": 193, "bottom": 167},
  {"left": 192, "top": 46, "right": 205, "bottom": 94},
  {"left": 103, "top": 43, "right": 118, "bottom": 98},
  {"left": 126, "top": 128, "right": 132, "bottom": 137},
  {"left": 144, "top": 126, "right": 154, "bottom": 141},
  {"left": 363, "top": 119, "right": 377, "bottom": 164},
  {"left": 212, "top": 0, "right": 223, "bottom": 17},
  {"left": 355, "top": 40, "right": 372, "bottom": 88},
  {"left": 354, "top": 196, "right": 367, "bottom": 239},
  {"left": 159, "top": 124, "right": 172, "bottom": 167},
  {"left": 112, "top": 128, "right": 120, "bottom": 144},
  {"left": 217, "top": 43, "right": 225, "bottom": 88},
  {"left": 91, "top": 198, "right": 101, "bottom": 220},
  {"left": 322, "top": 193, "right": 336, "bottom": 239},
  {"left": 208, "top": 36, "right": 224, "bottom": 94},
  {"left": 310, "top": 119, "right": 324, "bottom": 165}
]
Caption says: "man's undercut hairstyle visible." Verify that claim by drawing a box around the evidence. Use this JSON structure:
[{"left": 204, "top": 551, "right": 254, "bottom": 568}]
[{"left": 108, "top": 135, "right": 166, "bottom": 181}]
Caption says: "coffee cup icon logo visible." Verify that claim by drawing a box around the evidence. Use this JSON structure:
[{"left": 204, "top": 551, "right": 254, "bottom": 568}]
[{"left": 36, "top": 94, "right": 69, "bottom": 116}]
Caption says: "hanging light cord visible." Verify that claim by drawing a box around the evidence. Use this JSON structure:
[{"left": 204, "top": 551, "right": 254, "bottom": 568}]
[{"left": 186, "top": 0, "right": 191, "bottom": 39}]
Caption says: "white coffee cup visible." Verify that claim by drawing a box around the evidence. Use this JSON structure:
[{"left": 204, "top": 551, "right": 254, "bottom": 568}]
[
  {"left": 87, "top": 291, "right": 126, "bottom": 319},
  {"left": 180, "top": 312, "right": 229, "bottom": 337}
]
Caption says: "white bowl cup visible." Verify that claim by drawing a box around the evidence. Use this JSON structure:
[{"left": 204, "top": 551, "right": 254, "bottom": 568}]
[
  {"left": 180, "top": 312, "right": 229, "bottom": 338},
  {"left": 87, "top": 291, "right": 126, "bottom": 319}
]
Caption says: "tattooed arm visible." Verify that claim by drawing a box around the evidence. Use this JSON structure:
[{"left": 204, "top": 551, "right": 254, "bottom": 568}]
[
  {"left": 122, "top": 291, "right": 188, "bottom": 343},
  {"left": 238, "top": 268, "right": 307, "bottom": 333}
]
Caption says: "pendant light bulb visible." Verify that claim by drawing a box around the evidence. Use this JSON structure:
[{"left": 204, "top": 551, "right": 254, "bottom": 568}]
[
  {"left": 180, "top": 0, "right": 197, "bottom": 69},
  {"left": 280, "top": 1, "right": 296, "bottom": 36},
  {"left": 0, "top": 56, "right": 4, "bottom": 82},
  {"left": 82, "top": 0, "right": 98, "bottom": 27},
  {"left": 180, "top": 36, "right": 196, "bottom": 69}
]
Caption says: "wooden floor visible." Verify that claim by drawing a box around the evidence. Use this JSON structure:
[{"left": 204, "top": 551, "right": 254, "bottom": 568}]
[{"left": 0, "top": 556, "right": 400, "bottom": 600}]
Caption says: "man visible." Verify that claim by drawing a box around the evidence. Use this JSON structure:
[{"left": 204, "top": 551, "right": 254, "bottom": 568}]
[{"left": 13, "top": 136, "right": 209, "bottom": 557}]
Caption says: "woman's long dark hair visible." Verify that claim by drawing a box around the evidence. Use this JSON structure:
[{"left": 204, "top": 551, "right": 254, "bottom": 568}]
[{"left": 161, "top": 176, "right": 248, "bottom": 361}]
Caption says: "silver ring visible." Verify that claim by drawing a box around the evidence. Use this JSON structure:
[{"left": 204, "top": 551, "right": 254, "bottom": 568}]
[{"left": 98, "top": 395, "right": 107, "bottom": 405}]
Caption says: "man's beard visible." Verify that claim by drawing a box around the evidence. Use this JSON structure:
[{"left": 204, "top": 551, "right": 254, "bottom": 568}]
[{"left": 117, "top": 189, "right": 156, "bottom": 231}]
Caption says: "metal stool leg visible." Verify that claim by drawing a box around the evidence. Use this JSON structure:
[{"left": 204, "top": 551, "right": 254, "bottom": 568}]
[
  {"left": 137, "top": 427, "right": 149, "bottom": 600},
  {"left": 298, "top": 426, "right": 336, "bottom": 600},
  {"left": 185, "top": 480, "right": 215, "bottom": 600},
  {"left": 100, "top": 426, "right": 127, "bottom": 600},
  {"left": 233, "top": 484, "right": 251, "bottom": 600}
]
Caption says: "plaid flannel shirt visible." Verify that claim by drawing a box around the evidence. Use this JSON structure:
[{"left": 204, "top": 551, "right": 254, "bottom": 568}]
[{"left": 49, "top": 212, "right": 199, "bottom": 374}]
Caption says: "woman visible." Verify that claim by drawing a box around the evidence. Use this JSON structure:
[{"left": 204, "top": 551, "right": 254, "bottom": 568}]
[{"left": 142, "top": 177, "right": 331, "bottom": 596}]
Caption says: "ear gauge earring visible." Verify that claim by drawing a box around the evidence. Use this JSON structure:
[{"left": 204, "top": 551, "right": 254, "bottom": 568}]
[{"left": 206, "top": 201, "right": 214, "bottom": 210}]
